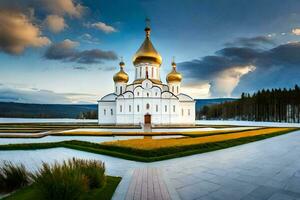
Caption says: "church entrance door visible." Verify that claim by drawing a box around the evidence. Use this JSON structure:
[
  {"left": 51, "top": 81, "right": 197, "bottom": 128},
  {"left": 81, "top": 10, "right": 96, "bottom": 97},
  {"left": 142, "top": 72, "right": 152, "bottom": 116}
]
[{"left": 144, "top": 114, "right": 151, "bottom": 124}]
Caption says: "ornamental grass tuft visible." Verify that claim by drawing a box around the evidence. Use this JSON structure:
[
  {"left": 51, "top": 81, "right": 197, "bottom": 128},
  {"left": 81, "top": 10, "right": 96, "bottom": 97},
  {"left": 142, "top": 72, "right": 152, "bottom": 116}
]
[
  {"left": 0, "top": 162, "right": 31, "bottom": 193},
  {"left": 32, "top": 158, "right": 106, "bottom": 200}
]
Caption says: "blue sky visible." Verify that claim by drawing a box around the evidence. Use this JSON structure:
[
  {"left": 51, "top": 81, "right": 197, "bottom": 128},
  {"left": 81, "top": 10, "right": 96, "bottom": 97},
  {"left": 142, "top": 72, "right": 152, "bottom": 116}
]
[{"left": 1, "top": 0, "right": 300, "bottom": 103}]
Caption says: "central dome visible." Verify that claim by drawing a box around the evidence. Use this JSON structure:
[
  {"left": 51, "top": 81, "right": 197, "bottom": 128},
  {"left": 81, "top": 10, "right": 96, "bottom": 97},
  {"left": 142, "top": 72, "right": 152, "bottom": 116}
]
[{"left": 132, "top": 27, "right": 162, "bottom": 66}]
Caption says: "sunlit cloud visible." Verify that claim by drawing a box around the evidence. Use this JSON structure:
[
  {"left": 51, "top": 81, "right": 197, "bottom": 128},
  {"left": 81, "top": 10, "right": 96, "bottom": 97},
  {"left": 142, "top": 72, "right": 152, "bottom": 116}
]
[
  {"left": 292, "top": 28, "right": 300, "bottom": 35},
  {"left": 0, "top": 10, "right": 51, "bottom": 55},
  {"left": 181, "top": 83, "right": 211, "bottom": 98},
  {"left": 210, "top": 65, "right": 256, "bottom": 97},
  {"left": 42, "top": 0, "right": 86, "bottom": 18},
  {"left": 86, "top": 22, "right": 117, "bottom": 33},
  {"left": 44, "top": 15, "right": 67, "bottom": 33}
]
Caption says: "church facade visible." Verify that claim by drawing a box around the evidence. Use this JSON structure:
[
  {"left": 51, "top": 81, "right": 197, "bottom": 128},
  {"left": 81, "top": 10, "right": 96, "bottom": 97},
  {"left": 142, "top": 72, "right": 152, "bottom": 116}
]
[{"left": 98, "top": 24, "right": 195, "bottom": 125}]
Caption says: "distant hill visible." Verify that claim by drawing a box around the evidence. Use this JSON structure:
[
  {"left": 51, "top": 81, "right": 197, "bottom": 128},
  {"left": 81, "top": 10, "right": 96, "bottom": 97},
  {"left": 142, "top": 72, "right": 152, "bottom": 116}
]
[
  {"left": 195, "top": 98, "right": 237, "bottom": 112},
  {"left": 0, "top": 99, "right": 236, "bottom": 119},
  {"left": 0, "top": 102, "right": 97, "bottom": 118}
]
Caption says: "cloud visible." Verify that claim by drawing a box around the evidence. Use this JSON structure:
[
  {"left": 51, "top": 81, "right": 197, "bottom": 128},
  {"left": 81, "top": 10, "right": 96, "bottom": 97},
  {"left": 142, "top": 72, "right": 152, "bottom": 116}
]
[
  {"left": 44, "top": 15, "right": 67, "bottom": 33},
  {"left": 178, "top": 41, "right": 300, "bottom": 97},
  {"left": 0, "top": 10, "right": 51, "bottom": 55},
  {"left": 44, "top": 39, "right": 78, "bottom": 59},
  {"left": 0, "top": 84, "right": 97, "bottom": 104},
  {"left": 181, "top": 83, "right": 211, "bottom": 98},
  {"left": 40, "top": 0, "right": 85, "bottom": 18},
  {"left": 0, "top": 84, "right": 70, "bottom": 104},
  {"left": 78, "top": 33, "right": 100, "bottom": 44},
  {"left": 86, "top": 22, "right": 117, "bottom": 33},
  {"left": 0, "top": 0, "right": 86, "bottom": 17},
  {"left": 44, "top": 39, "right": 118, "bottom": 64},
  {"left": 225, "top": 36, "right": 275, "bottom": 48},
  {"left": 73, "top": 66, "right": 88, "bottom": 70},
  {"left": 292, "top": 28, "right": 300, "bottom": 35},
  {"left": 210, "top": 65, "right": 256, "bottom": 97}
]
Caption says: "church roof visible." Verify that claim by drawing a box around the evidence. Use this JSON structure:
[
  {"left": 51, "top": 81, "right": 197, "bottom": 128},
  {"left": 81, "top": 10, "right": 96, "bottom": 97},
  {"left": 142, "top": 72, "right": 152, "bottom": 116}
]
[{"left": 132, "top": 26, "right": 162, "bottom": 66}]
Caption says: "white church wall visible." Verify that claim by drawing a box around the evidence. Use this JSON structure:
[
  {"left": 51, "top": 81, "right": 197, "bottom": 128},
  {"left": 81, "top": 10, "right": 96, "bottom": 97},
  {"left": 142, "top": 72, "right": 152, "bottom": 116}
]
[
  {"left": 98, "top": 101, "right": 116, "bottom": 124},
  {"left": 179, "top": 101, "right": 195, "bottom": 124}
]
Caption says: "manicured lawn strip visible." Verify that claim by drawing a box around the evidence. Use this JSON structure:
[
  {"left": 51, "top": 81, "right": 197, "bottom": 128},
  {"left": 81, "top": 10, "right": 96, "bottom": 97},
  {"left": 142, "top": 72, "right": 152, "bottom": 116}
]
[
  {"left": 152, "top": 125, "right": 241, "bottom": 129},
  {"left": 181, "top": 127, "right": 265, "bottom": 137},
  {"left": 95, "top": 128, "right": 298, "bottom": 161},
  {"left": 0, "top": 128, "right": 297, "bottom": 162},
  {"left": 3, "top": 176, "right": 121, "bottom": 200},
  {"left": 0, "top": 127, "right": 259, "bottom": 139},
  {"left": 0, "top": 129, "right": 51, "bottom": 133},
  {"left": 102, "top": 128, "right": 293, "bottom": 150},
  {"left": 0, "top": 123, "right": 141, "bottom": 129},
  {"left": 55, "top": 127, "right": 260, "bottom": 137}
]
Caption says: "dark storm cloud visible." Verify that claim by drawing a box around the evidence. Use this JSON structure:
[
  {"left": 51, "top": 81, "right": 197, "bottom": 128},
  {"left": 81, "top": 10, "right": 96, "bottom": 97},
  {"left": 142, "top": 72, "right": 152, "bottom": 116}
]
[
  {"left": 178, "top": 41, "right": 300, "bottom": 96},
  {"left": 225, "top": 36, "right": 275, "bottom": 48},
  {"left": 70, "top": 49, "right": 118, "bottom": 64},
  {"left": 44, "top": 39, "right": 118, "bottom": 64},
  {"left": 179, "top": 42, "right": 300, "bottom": 79}
]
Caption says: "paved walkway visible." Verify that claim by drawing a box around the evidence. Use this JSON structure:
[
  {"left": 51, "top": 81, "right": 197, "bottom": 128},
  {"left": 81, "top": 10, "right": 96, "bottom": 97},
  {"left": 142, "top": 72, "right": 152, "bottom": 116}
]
[
  {"left": 1, "top": 130, "right": 300, "bottom": 200},
  {"left": 125, "top": 168, "right": 171, "bottom": 200},
  {"left": 115, "top": 130, "right": 300, "bottom": 200}
]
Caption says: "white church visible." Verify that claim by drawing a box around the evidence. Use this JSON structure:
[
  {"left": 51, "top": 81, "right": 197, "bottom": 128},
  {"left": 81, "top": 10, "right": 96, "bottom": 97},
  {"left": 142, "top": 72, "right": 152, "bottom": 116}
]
[{"left": 98, "top": 24, "right": 195, "bottom": 125}]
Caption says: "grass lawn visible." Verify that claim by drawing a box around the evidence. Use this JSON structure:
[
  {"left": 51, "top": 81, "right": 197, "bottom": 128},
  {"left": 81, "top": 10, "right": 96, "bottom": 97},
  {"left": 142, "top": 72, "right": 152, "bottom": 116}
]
[
  {"left": 3, "top": 176, "right": 121, "bottom": 200},
  {"left": 102, "top": 128, "right": 289, "bottom": 150},
  {"left": 0, "top": 127, "right": 297, "bottom": 162}
]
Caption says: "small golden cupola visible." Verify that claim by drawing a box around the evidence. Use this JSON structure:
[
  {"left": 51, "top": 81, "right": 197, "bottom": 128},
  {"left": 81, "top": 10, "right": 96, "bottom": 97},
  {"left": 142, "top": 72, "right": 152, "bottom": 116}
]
[
  {"left": 167, "top": 60, "right": 182, "bottom": 83},
  {"left": 132, "top": 22, "right": 162, "bottom": 66},
  {"left": 113, "top": 60, "right": 129, "bottom": 83}
]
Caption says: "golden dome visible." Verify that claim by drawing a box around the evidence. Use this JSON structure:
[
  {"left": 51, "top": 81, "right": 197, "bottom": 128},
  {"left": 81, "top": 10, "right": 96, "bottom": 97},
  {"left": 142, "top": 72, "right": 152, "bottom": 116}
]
[
  {"left": 113, "top": 62, "right": 129, "bottom": 83},
  {"left": 132, "top": 27, "right": 162, "bottom": 66},
  {"left": 166, "top": 62, "right": 182, "bottom": 83}
]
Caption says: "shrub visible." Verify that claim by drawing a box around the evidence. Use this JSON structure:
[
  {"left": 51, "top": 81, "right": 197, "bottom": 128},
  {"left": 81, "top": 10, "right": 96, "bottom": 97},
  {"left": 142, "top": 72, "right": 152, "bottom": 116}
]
[
  {"left": 32, "top": 158, "right": 106, "bottom": 200},
  {"left": 72, "top": 158, "right": 106, "bottom": 189},
  {"left": 0, "top": 162, "right": 31, "bottom": 193}
]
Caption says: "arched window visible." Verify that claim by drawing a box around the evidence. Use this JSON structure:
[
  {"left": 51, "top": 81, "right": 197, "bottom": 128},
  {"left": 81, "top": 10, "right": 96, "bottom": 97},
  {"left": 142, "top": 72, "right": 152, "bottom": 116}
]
[
  {"left": 129, "top": 105, "right": 131, "bottom": 112},
  {"left": 137, "top": 92, "right": 139, "bottom": 96},
  {"left": 177, "top": 86, "right": 179, "bottom": 93},
  {"left": 104, "top": 109, "right": 106, "bottom": 115},
  {"left": 173, "top": 105, "right": 175, "bottom": 112},
  {"left": 115, "top": 86, "right": 117, "bottom": 92},
  {"left": 120, "top": 86, "right": 122, "bottom": 94},
  {"left": 165, "top": 105, "right": 167, "bottom": 112},
  {"left": 120, "top": 105, "right": 122, "bottom": 112},
  {"left": 146, "top": 103, "right": 150, "bottom": 110},
  {"left": 135, "top": 68, "right": 137, "bottom": 78},
  {"left": 139, "top": 67, "right": 142, "bottom": 77},
  {"left": 137, "top": 105, "right": 140, "bottom": 112},
  {"left": 172, "top": 86, "right": 174, "bottom": 93},
  {"left": 111, "top": 109, "right": 113, "bottom": 115},
  {"left": 155, "top": 92, "right": 158, "bottom": 96},
  {"left": 182, "top": 109, "right": 184, "bottom": 116},
  {"left": 156, "top": 105, "right": 158, "bottom": 112},
  {"left": 151, "top": 67, "right": 154, "bottom": 78},
  {"left": 147, "top": 93, "right": 149, "bottom": 97}
]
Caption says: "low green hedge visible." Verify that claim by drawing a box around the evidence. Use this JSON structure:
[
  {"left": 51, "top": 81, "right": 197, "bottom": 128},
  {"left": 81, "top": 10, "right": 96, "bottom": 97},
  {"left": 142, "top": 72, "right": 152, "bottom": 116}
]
[{"left": 0, "top": 128, "right": 297, "bottom": 162}]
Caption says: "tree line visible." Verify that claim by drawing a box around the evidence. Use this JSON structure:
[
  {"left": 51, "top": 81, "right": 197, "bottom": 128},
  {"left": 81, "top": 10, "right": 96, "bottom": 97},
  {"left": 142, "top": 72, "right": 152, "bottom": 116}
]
[
  {"left": 77, "top": 110, "right": 98, "bottom": 119},
  {"left": 199, "top": 85, "right": 300, "bottom": 123}
]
